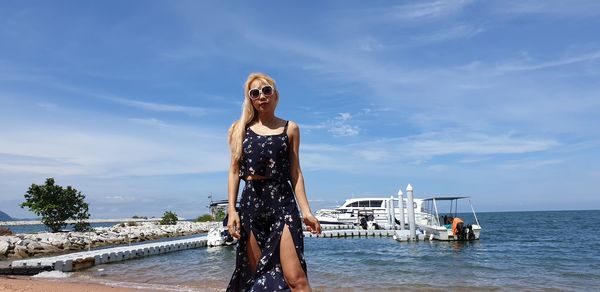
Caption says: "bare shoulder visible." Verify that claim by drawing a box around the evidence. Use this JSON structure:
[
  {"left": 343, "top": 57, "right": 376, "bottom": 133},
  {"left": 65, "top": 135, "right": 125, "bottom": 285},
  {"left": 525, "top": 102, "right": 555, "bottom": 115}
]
[{"left": 286, "top": 120, "right": 300, "bottom": 135}]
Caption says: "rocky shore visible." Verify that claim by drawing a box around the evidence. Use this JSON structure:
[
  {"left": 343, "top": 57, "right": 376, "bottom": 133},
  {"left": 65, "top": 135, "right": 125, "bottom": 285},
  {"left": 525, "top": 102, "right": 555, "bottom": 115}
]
[{"left": 0, "top": 221, "right": 220, "bottom": 260}]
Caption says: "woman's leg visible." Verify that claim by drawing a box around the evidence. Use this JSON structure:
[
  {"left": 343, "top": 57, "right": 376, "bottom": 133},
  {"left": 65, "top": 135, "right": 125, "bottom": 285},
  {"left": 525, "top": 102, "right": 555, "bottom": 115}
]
[
  {"left": 247, "top": 230, "right": 262, "bottom": 274},
  {"left": 280, "top": 224, "right": 310, "bottom": 291}
]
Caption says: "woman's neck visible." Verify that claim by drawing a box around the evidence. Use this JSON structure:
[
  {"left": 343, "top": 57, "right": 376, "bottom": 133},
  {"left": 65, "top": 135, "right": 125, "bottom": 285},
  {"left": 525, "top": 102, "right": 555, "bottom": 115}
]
[{"left": 255, "top": 112, "right": 278, "bottom": 127}]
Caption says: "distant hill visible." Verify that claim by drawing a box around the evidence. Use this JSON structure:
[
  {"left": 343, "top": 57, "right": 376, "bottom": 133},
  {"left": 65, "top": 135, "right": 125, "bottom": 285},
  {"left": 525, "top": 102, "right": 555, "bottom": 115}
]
[{"left": 0, "top": 210, "right": 13, "bottom": 221}]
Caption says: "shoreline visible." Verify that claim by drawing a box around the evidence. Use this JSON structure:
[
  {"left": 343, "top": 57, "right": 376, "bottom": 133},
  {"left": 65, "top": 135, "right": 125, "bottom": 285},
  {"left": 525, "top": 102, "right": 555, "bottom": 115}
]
[
  {"left": 0, "top": 275, "right": 148, "bottom": 292},
  {"left": 1, "top": 274, "right": 227, "bottom": 292}
]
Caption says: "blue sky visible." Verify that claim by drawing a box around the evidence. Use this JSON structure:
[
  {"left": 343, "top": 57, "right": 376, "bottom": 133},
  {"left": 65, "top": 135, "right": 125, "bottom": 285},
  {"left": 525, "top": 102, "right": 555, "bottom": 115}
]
[{"left": 1, "top": 1, "right": 599, "bottom": 219}]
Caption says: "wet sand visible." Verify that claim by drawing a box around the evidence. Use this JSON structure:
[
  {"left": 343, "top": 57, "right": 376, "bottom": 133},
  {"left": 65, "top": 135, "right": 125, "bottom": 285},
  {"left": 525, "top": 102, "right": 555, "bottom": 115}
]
[{"left": 0, "top": 276, "right": 147, "bottom": 292}]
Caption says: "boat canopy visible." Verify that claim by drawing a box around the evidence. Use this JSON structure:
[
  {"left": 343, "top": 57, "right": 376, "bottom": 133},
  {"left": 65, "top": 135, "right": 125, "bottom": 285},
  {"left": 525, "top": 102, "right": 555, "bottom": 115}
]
[
  {"left": 421, "top": 196, "right": 469, "bottom": 201},
  {"left": 209, "top": 199, "right": 229, "bottom": 207}
]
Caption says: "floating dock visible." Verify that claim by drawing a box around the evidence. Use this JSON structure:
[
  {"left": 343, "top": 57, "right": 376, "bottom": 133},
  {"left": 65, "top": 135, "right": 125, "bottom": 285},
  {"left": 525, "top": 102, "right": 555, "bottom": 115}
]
[
  {"left": 303, "top": 229, "right": 395, "bottom": 238},
  {"left": 3, "top": 224, "right": 422, "bottom": 275},
  {"left": 7, "top": 235, "right": 208, "bottom": 273},
  {"left": 303, "top": 224, "right": 397, "bottom": 237}
]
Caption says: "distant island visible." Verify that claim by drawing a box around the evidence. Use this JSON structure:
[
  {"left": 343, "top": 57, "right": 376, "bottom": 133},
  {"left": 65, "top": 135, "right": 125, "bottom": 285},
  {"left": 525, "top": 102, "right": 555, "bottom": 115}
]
[{"left": 0, "top": 210, "right": 13, "bottom": 221}]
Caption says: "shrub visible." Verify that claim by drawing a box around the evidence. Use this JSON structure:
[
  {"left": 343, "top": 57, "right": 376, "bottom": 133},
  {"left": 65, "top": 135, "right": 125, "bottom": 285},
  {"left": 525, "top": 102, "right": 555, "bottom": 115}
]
[
  {"left": 215, "top": 209, "right": 226, "bottom": 221},
  {"left": 195, "top": 214, "right": 212, "bottom": 222},
  {"left": 20, "top": 178, "right": 91, "bottom": 233},
  {"left": 160, "top": 211, "right": 178, "bottom": 225}
]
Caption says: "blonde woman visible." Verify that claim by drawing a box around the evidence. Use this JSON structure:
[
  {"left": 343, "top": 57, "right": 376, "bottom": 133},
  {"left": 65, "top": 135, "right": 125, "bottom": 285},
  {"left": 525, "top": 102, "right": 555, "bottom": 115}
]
[{"left": 226, "top": 73, "right": 321, "bottom": 291}]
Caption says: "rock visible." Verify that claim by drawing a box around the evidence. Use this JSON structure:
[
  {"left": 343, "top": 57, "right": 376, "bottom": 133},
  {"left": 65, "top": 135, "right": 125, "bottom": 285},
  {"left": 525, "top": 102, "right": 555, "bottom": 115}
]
[
  {"left": 4, "top": 221, "right": 218, "bottom": 259},
  {"left": 13, "top": 245, "right": 28, "bottom": 258},
  {"left": 38, "top": 242, "right": 60, "bottom": 253},
  {"left": 26, "top": 241, "right": 43, "bottom": 253},
  {"left": 0, "top": 240, "right": 9, "bottom": 255}
]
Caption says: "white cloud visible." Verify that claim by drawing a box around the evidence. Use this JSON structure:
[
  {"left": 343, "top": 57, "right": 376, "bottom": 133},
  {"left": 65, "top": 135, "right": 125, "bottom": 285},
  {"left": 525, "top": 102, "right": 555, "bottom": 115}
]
[
  {"left": 109, "top": 97, "right": 209, "bottom": 116},
  {"left": 356, "top": 148, "right": 390, "bottom": 161},
  {"left": 300, "top": 130, "right": 558, "bottom": 171},
  {"left": 129, "top": 118, "right": 173, "bottom": 128},
  {"left": 498, "top": 159, "right": 563, "bottom": 170},
  {"left": 102, "top": 195, "right": 137, "bottom": 203},
  {"left": 401, "top": 132, "right": 559, "bottom": 158},
  {"left": 493, "top": 50, "right": 600, "bottom": 73},
  {"left": 496, "top": 1, "right": 600, "bottom": 17},
  {"left": 381, "top": 0, "right": 472, "bottom": 21},
  {"left": 302, "top": 113, "right": 360, "bottom": 137},
  {"left": 35, "top": 102, "right": 59, "bottom": 110},
  {"left": 0, "top": 122, "right": 229, "bottom": 177},
  {"left": 337, "top": 113, "right": 352, "bottom": 121},
  {"left": 412, "top": 24, "right": 484, "bottom": 43},
  {"left": 329, "top": 124, "right": 360, "bottom": 137}
]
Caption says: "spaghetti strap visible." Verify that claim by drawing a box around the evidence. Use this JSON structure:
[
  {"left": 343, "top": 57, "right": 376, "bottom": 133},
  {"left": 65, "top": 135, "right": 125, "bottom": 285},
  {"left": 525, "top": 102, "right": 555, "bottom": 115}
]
[{"left": 283, "top": 120, "right": 289, "bottom": 134}]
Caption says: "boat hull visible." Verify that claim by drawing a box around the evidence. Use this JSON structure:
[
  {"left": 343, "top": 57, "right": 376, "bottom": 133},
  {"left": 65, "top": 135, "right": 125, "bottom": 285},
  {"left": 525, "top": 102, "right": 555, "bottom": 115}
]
[{"left": 419, "top": 224, "right": 481, "bottom": 241}]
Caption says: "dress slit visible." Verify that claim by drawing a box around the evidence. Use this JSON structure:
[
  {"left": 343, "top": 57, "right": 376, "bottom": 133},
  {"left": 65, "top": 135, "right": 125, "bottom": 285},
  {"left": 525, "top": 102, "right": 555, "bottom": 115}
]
[{"left": 276, "top": 223, "right": 307, "bottom": 277}]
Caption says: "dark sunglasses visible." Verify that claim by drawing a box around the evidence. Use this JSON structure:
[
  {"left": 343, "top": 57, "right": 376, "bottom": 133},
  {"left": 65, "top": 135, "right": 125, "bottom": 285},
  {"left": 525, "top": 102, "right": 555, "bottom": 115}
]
[{"left": 248, "top": 85, "right": 274, "bottom": 100}]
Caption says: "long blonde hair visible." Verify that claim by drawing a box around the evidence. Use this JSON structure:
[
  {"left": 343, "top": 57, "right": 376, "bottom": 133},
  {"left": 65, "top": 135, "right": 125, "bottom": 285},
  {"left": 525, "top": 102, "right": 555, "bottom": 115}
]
[{"left": 229, "top": 73, "right": 279, "bottom": 162}]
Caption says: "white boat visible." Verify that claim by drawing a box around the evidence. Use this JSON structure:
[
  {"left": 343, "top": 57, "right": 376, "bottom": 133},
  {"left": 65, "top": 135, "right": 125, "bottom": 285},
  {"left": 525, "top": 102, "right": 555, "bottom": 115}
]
[
  {"left": 417, "top": 196, "right": 482, "bottom": 241},
  {"left": 207, "top": 226, "right": 238, "bottom": 247},
  {"left": 315, "top": 197, "right": 428, "bottom": 230}
]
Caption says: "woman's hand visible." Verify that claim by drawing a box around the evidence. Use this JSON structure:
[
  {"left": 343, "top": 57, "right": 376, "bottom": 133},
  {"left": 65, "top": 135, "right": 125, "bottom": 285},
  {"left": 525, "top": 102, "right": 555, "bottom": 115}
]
[
  {"left": 227, "top": 211, "right": 241, "bottom": 239},
  {"left": 303, "top": 213, "right": 322, "bottom": 234}
]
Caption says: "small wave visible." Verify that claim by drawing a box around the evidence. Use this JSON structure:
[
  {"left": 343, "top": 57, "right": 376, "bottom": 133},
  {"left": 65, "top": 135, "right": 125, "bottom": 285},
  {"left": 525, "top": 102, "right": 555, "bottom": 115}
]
[{"left": 32, "top": 270, "right": 72, "bottom": 278}]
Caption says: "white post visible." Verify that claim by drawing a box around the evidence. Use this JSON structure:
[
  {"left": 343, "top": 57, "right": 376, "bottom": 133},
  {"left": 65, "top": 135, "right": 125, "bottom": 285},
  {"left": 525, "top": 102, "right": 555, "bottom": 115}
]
[
  {"left": 389, "top": 196, "right": 395, "bottom": 230},
  {"left": 397, "top": 188, "right": 405, "bottom": 230},
  {"left": 406, "top": 184, "right": 416, "bottom": 240}
]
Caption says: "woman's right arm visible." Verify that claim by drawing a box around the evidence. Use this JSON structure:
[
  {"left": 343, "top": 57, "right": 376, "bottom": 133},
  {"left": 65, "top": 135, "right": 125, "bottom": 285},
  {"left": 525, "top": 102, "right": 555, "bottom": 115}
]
[{"left": 227, "top": 125, "right": 241, "bottom": 239}]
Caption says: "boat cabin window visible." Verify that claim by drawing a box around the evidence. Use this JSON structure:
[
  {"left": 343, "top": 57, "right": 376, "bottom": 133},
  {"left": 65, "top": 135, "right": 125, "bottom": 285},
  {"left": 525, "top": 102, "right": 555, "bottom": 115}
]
[
  {"left": 353, "top": 200, "right": 384, "bottom": 207},
  {"left": 370, "top": 200, "right": 383, "bottom": 207},
  {"left": 346, "top": 200, "right": 385, "bottom": 207}
]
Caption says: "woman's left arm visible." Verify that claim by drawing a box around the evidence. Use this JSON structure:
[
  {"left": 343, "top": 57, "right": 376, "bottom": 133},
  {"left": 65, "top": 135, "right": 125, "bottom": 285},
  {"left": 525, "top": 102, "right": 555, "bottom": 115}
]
[{"left": 288, "top": 121, "right": 321, "bottom": 234}]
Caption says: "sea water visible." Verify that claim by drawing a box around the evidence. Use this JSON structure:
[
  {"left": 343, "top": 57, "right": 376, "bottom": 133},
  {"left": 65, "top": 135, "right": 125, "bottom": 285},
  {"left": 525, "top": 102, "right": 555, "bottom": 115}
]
[{"left": 70, "top": 210, "right": 599, "bottom": 291}]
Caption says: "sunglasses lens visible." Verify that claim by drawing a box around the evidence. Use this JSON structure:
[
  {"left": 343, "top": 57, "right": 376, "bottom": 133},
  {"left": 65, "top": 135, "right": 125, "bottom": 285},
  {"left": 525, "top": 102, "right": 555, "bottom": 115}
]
[
  {"left": 262, "top": 86, "right": 273, "bottom": 96},
  {"left": 249, "top": 89, "right": 260, "bottom": 99}
]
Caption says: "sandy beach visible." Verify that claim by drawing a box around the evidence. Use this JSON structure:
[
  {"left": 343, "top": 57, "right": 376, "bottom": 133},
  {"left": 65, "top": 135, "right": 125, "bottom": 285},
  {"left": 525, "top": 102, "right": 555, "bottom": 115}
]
[{"left": 0, "top": 276, "right": 148, "bottom": 292}]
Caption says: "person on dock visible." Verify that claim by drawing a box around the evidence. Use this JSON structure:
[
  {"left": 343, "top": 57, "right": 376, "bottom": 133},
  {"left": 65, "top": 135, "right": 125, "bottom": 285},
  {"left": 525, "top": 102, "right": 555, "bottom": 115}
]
[{"left": 226, "top": 73, "right": 322, "bottom": 291}]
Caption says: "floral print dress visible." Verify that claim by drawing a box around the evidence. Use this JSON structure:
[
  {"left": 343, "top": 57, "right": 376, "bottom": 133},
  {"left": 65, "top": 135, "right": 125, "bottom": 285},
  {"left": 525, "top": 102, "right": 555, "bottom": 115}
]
[{"left": 227, "top": 121, "right": 307, "bottom": 292}]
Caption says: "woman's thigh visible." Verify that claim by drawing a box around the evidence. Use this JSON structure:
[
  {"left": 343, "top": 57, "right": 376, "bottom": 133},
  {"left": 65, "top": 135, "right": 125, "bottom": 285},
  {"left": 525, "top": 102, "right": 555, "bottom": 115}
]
[{"left": 279, "top": 224, "right": 307, "bottom": 285}]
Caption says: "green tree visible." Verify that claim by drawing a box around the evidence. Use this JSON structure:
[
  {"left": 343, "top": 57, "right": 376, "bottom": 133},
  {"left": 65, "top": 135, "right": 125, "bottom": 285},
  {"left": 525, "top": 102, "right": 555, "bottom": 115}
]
[
  {"left": 195, "top": 214, "right": 212, "bottom": 222},
  {"left": 160, "top": 211, "right": 178, "bottom": 225},
  {"left": 20, "top": 178, "right": 91, "bottom": 233}
]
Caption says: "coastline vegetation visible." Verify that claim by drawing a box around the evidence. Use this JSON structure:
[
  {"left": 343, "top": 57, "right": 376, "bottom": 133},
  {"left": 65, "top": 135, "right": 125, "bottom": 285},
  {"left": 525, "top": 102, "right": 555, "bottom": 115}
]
[
  {"left": 195, "top": 209, "right": 225, "bottom": 222},
  {"left": 195, "top": 214, "right": 213, "bottom": 222},
  {"left": 160, "top": 211, "right": 178, "bottom": 225},
  {"left": 20, "top": 178, "right": 91, "bottom": 233}
]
